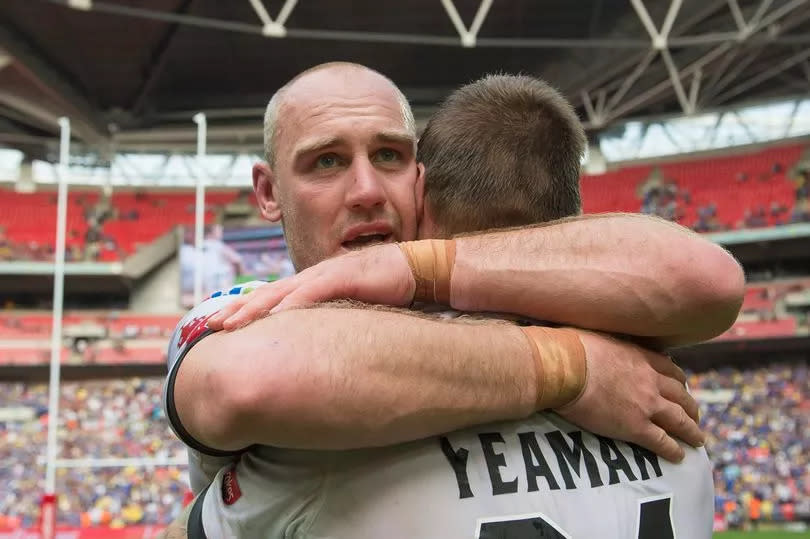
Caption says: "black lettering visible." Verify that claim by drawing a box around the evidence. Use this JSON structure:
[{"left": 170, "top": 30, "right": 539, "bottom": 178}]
[
  {"left": 545, "top": 430, "right": 603, "bottom": 489},
  {"left": 479, "top": 515, "right": 567, "bottom": 539},
  {"left": 439, "top": 437, "right": 474, "bottom": 499},
  {"left": 628, "top": 442, "right": 663, "bottom": 481},
  {"left": 639, "top": 497, "right": 675, "bottom": 539},
  {"left": 518, "top": 431, "right": 560, "bottom": 491},
  {"left": 478, "top": 433, "right": 518, "bottom": 495},
  {"left": 597, "top": 436, "right": 638, "bottom": 485}
]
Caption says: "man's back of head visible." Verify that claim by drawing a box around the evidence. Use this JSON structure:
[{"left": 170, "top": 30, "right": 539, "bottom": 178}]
[{"left": 418, "top": 74, "right": 586, "bottom": 236}]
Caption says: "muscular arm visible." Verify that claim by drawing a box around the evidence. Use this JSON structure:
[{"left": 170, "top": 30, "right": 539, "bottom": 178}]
[
  {"left": 212, "top": 214, "right": 743, "bottom": 347},
  {"left": 174, "top": 303, "right": 700, "bottom": 461},
  {"left": 175, "top": 306, "right": 535, "bottom": 451},
  {"left": 449, "top": 214, "right": 744, "bottom": 347}
]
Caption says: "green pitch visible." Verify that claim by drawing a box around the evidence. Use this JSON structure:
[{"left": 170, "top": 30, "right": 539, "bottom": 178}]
[{"left": 715, "top": 532, "right": 806, "bottom": 538}]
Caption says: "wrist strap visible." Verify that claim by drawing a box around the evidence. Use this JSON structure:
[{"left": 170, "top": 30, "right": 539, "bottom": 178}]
[
  {"left": 398, "top": 239, "right": 457, "bottom": 304},
  {"left": 519, "top": 326, "right": 588, "bottom": 410}
]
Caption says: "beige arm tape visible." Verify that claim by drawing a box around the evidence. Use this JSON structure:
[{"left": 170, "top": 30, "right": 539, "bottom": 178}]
[
  {"left": 397, "top": 239, "right": 457, "bottom": 305},
  {"left": 519, "top": 326, "right": 588, "bottom": 410}
]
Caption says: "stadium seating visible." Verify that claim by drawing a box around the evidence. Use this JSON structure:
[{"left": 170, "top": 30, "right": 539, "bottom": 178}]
[
  {"left": 582, "top": 143, "right": 807, "bottom": 231},
  {"left": 0, "top": 312, "right": 181, "bottom": 340},
  {"left": 0, "top": 312, "right": 178, "bottom": 366},
  {"left": 0, "top": 188, "right": 239, "bottom": 262},
  {"left": 0, "top": 277, "right": 807, "bottom": 369},
  {"left": 717, "top": 318, "right": 798, "bottom": 340},
  {"left": 2, "top": 143, "right": 807, "bottom": 263},
  {"left": 2, "top": 142, "right": 810, "bottom": 531}
]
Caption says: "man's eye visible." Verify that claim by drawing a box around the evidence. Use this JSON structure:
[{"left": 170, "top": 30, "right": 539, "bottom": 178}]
[
  {"left": 375, "top": 149, "right": 401, "bottom": 163},
  {"left": 315, "top": 154, "right": 341, "bottom": 169}
]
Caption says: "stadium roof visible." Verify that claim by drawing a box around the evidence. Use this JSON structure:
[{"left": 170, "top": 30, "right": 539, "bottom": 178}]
[{"left": 1, "top": 0, "right": 809, "bottom": 162}]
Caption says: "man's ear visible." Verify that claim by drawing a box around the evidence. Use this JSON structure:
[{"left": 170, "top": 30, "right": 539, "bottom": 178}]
[
  {"left": 253, "top": 162, "right": 282, "bottom": 222},
  {"left": 414, "top": 162, "right": 426, "bottom": 224}
]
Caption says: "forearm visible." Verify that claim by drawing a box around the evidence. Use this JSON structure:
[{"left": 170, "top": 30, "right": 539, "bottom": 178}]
[
  {"left": 176, "top": 305, "right": 535, "bottom": 451},
  {"left": 449, "top": 213, "right": 745, "bottom": 347}
]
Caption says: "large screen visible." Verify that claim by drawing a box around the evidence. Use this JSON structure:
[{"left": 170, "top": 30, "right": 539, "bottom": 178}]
[{"left": 179, "top": 224, "right": 294, "bottom": 308}]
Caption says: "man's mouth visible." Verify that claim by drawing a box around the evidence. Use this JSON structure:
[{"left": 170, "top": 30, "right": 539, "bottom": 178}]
[{"left": 342, "top": 233, "right": 392, "bottom": 250}]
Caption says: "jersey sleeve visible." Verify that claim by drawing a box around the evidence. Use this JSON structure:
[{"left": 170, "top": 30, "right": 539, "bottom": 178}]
[{"left": 163, "top": 281, "right": 268, "bottom": 457}]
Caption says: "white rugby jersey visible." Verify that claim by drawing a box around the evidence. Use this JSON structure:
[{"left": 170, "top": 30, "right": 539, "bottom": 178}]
[{"left": 164, "top": 282, "right": 714, "bottom": 539}]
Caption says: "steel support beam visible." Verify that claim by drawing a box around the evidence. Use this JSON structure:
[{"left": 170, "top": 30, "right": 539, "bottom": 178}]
[
  {"left": 0, "top": 91, "right": 66, "bottom": 132},
  {"left": 0, "top": 22, "right": 107, "bottom": 141},
  {"left": 668, "top": 32, "right": 739, "bottom": 46},
  {"left": 701, "top": 4, "right": 810, "bottom": 104},
  {"left": 801, "top": 58, "right": 810, "bottom": 83},
  {"left": 748, "top": 0, "right": 775, "bottom": 30},
  {"left": 783, "top": 99, "right": 800, "bottom": 138},
  {"left": 714, "top": 48, "right": 810, "bottom": 104},
  {"left": 439, "top": 0, "right": 494, "bottom": 47},
  {"left": 38, "top": 0, "right": 742, "bottom": 51},
  {"left": 131, "top": 0, "right": 195, "bottom": 115},
  {"left": 688, "top": 69, "right": 702, "bottom": 112},
  {"left": 734, "top": 111, "right": 759, "bottom": 143},
  {"left": 605, "top": 50, "right": 658, "bottom": 113},
  {"left": 702, "top": 46, "right": 763, "bottom": 104},
  {"left": 575, "top": 0, "right": 727, "bottom": 107},
  {"left": 699, "top": 45, "right": 744, "bottom": 104},
  {"left": 0, "top": 49, "right": 12, "bottom": 72},
  {"left": 581, "top": 90, "right": 602, "bottom": 127},
  {"left": 661, "top": 48, "right": 694, "bottom": 114},
  {"left": 248, "top": 0, "right": 298, "bottom": 37},
  {"left": 606, "top": 43, "right": 732, "bottom": 122},
  {"left": 605, "top": 0, "right": 810, "bottom": 121},
  {"left": 726, "top": 0, "right": 747, "bottom": 33}
]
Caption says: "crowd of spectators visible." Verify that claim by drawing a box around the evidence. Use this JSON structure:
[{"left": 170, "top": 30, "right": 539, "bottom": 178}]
[
  {"left": 3, "top": 150, "right": 809, "bottom": 264},
  {"left": 639, "top": 175, "right": 690, "bottom": 224},
  {"left": 0, "top": 361, "right": 808, "bottom": 529},
  {"left": 690, "top": 361, "right": 810, "bottom": 529},
  {"left": 0, "top": 188, "right": 221, "bottom": 263},
  {"left": 0, "top": 379, "right": 187, "bottom": 528},
  {"left": 790, "top": 169, "right": 810, "bottom": 224},
  {"left": 0, "top": 226, "right": 56, "bottom": 263},
  {"left": 0, "top": 195, "right": 124, "bottom": 263},
  {"left": 637, "top": 161, "right": 810, "bottom": 232}
]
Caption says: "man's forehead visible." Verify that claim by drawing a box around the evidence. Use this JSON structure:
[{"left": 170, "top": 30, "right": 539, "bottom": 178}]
[
  {"left": 275, "top": 67, "right": 412, "bottom": 154},
  {"left": 281, "top": 78, "right": 402, "bottom": 125},
  {"left": 287, "top": 65, "right": 397, "bottom": 100}
]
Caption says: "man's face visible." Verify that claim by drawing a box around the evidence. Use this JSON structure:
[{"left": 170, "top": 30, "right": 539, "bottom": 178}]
[{"left": 254, "top": 67, "right": 422, "bottom": 271}]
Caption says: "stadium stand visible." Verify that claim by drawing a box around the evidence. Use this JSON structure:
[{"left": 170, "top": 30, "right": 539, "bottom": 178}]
[
  {"left": 691, "top": 361, "right": 810, "bottom": 529},
  {"left": 2, "top": 143, "right": 808, "bottom": 263},
  {"left": 0, "top": 188, "right": 240, "bottom": 262},
  {"left": 0, "top": 379, "right": 187, "bottom": 529},
  {"left": 2, "top": 142, "right": 809, "bottom": 533},
  {"left": 0, "top": 313, "right": 179, "bottom": 339},
  {"left": 1, "top": 363, "right": 809, "bottom": 529},
  {"left": 581, "top": 143, "right": 810, "bottom": 232},
  {"left": 0, "top": 276, "right": 806, "bottom": 368},
  {"left": 0, "top": 278, "right": 807, "bottom": 530}
]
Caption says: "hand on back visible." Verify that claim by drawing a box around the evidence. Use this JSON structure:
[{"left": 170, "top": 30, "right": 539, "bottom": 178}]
[
  {"left": 206, "top": 245, "right": 705, "bottom": 464},
  {"left": 207, "top": 244, "right": 414, "bottom": 331},
  {"left": 556, "top": 329, "right": 703, "bottom": 463}
]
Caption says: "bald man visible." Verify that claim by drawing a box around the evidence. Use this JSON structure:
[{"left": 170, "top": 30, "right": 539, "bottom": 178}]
[{"left": 161, "top": 63, "right": 742, "bottom": 537}]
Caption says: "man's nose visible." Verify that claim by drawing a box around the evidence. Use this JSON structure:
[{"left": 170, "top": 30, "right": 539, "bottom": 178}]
[{"left": 346, "top": 157, "right": 386, "bottom": 211}]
